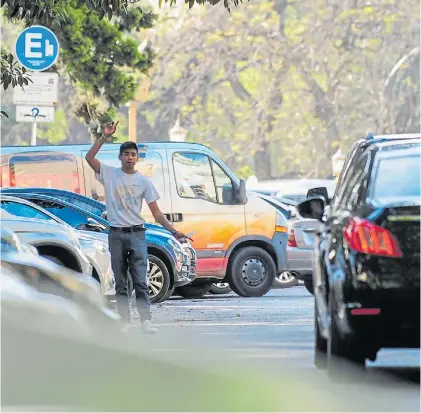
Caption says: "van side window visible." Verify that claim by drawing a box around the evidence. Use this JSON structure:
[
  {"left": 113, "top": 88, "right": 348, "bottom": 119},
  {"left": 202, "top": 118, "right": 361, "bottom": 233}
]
[
  {"left": 211, "top": 161, "right": 234, "bottom": 204},
  {"left": 173, "top": 152, "right": 217, "bottom": 202},
  {"left": 92, "top": 150, "right": 165, "bottom": 201},
  {"left": 6, "top": 153, "right": 81, "bottom": 193}
]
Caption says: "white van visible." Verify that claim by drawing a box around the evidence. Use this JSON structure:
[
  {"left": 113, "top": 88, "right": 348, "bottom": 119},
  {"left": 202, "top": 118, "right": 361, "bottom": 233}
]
[{"left": 1, "top": 141, "right": 289, "bottom": 298}]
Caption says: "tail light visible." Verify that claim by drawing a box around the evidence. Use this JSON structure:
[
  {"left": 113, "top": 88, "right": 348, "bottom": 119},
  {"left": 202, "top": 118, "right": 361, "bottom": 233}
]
[
  {"left": 288, "top": 229, "right": 298, "bottom": 247},
  {"left": 344, "top": 217, "right": 403, "bottom": 258}
]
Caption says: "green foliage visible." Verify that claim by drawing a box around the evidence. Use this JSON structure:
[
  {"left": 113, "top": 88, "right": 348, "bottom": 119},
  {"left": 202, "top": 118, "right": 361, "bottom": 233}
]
[
  {"left": 141, "top": 0, "right": 419, "bottom": 179},
  {"left": 1, "top": 0, "right": 156, "bottom": 135}
]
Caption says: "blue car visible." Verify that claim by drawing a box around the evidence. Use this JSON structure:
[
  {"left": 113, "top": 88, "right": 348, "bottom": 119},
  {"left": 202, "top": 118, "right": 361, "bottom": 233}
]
[{"left": 0, "top": 188, "right": 196, "bottom": 303}]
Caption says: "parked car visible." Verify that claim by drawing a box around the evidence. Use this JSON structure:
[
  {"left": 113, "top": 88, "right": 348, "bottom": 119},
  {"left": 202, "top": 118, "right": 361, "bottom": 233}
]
[
  {"left": 298, "top": 133, "right": 420, "bottom": 378},
  {"left": 0, "top": 191, "right": 195, "bottom": 303},
  {"left": 1, "top": 249, "right": 120, "bottom": 339},
  {"left": 0, "top": 208, "right": 92, "bottom": 276},
  {"left": 1, "top": 196, "right": 115, "bottom": 297},
  {"left": 0, "top": 142, "right": 289, "bottom": 297}
]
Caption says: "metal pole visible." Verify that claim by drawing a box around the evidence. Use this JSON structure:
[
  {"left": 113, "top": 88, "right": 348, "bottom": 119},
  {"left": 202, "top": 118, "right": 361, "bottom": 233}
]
[
  {"left": 128, "top": 101, "right": 137, "bottom": 142},
  {"left": 31, "top": 120, "right": 37, "bottom": 146}
]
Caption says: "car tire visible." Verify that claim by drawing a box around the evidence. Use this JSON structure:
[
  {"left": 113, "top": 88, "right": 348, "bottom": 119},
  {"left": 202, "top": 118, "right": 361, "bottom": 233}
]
[
  {"left": 161, "top": 284, "right": 175, "bottom": 301},
  {"left": 304, "top": 279, "right": 314, "bottom": 295},
  {"left": 227, "top": 247, "right": 276, "bottom": 297},
  {"left": 42, "top": 255, "right": 65, "bottom": 267},
  {"left": 148, "top": 255, "right": 171, "bottom": 304},
  {"left": 175, "top": 283, "right": 213, "bottom": 299},
  {"left": 327, "top": 295, "right": 366, "bottom": 380},
  {"left": 276, "top": 272, "right": 299, "bottom": 289},
  {"left": 209, "top": 282, "right": 231, "bottom": 295},
  {"left": 314, "top": 302, "right": 327, "bottom": 369}
]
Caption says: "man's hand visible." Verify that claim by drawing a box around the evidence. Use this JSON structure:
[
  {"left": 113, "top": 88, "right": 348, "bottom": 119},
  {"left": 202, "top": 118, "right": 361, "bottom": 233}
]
[
  {"left": 174, "top": 231, "right": 193, "bottom": 242},
  {"left": 103, "top": 121, "right": 119, "bottom": 138}
]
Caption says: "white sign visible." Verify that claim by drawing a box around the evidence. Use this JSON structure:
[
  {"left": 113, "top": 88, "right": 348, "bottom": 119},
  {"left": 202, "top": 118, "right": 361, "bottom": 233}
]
[
  {"left": 13, "top": 72, "right": 58, "bottom": 106},
  {"left": 16, "top": 105, "right": 55, "bottom": 123}
]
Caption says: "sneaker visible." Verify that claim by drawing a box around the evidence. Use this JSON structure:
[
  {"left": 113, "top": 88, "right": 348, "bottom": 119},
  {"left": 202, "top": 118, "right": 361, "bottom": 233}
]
[{"left": 141, "top": 320, "right": 157, "bottom": 334}]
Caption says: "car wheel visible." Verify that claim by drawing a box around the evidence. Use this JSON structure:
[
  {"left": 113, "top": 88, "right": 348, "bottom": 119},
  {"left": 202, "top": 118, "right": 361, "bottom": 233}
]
[
  {"left": 175, "top": 283, "right": 213, "bottom": 299},
  {"left": 161, "top": 284, "right": 175, "bottom": 301},
  {"left": 327, "top": 295, "right": 366, "bottom": 380},
  {"left": 42, "top": 255, "right": 65, "bottom": 267},
  {"left": 227, "top": 247, "right": 275, "bottom": 297},
  {"left": 304, "top": 279, "right": 314, "bottom": 295},
  {"left": 314, "top": 302, "right": 327, "bottom": 369},
  {"left": 209, "top": 282, "right": 231, "bottom": 295},
  {"left": 276, "top": 272, "right": 299, "bottom": 288},
  {"left": 148, "top": 255, "right": 171, "bottom": 304}
]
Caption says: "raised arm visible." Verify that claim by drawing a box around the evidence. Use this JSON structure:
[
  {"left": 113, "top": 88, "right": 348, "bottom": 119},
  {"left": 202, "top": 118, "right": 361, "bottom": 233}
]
[{"left": 85, "top": 121, "right": 119, "bottom": 174}]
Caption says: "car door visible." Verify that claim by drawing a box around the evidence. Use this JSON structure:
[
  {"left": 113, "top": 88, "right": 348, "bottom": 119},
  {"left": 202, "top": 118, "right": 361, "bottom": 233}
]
[{"left": 168, "top": 149, "right": 246, "bottom": 273}]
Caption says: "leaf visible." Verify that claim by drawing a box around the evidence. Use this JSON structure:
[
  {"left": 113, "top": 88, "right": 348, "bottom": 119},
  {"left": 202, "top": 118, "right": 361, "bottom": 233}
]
[
  {"left": 8, "top": 54, "right": 14, "bottom": 64},
  {"left": 1, "top": 110, "right": 9, "bottom": 118}
]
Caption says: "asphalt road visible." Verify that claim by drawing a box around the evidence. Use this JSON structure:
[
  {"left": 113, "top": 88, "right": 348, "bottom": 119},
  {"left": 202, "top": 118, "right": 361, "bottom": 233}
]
[{"left": 135, "top": 286, "right": 420, "bottom": 412}]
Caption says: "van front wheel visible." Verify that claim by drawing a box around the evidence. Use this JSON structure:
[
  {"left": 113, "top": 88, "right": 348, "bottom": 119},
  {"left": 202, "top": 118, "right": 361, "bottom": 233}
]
[{"left": 227, "top": 247, "right": 275, "bottom": 297}]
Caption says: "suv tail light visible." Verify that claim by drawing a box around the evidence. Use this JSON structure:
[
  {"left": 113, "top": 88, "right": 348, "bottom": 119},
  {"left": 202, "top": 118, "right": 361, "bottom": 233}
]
[
  {"left": 344, "top": 218, "right": 403, "bottom": 258},
  {"left": 288, "top": 229, "right": 297, "bottom": 247}
]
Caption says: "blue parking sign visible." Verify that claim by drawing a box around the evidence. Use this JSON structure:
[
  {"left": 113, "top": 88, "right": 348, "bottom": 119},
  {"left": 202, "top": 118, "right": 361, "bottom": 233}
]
[{"left": 15, "top": 26, "right": 60, "bottom": 72}]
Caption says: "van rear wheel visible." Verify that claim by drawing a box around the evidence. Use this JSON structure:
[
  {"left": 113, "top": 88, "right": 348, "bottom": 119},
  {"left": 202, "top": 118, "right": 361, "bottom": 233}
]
[{"left": 227, "top": 247, "right": 275, "bottom": 297}]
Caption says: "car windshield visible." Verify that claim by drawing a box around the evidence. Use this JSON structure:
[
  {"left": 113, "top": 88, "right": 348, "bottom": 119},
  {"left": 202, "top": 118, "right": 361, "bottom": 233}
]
[{"left": 371, "top": 154, "right": 420, "bottom": 205}]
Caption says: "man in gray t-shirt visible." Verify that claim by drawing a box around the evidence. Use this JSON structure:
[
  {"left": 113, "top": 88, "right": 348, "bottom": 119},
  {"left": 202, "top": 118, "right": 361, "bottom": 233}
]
[{"left": 85, "top": 122, "right": 189, "bottom": 333}]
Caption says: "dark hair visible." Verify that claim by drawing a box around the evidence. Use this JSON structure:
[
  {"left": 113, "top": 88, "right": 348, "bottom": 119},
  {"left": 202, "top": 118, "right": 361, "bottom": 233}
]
[{"left": 119, "top": 141, "right": 138, "bottom": 156}]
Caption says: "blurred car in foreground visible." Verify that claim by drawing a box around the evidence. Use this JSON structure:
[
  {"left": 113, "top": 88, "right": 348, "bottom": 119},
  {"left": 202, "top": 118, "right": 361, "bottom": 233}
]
[{"left": 298, "top": 133, "right": 420, "bottom": 378}]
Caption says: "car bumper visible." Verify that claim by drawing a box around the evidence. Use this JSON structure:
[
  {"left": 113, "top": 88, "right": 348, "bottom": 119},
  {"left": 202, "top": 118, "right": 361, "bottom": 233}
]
[
  {"left": 341, "top": 290, "right": 420, "bottom": 349},
  {"left": 286, "top": 246, "right": 313, "bottom": 278},
  {"left": 174, "top": 253, "right": 196, "bottom": 287}
]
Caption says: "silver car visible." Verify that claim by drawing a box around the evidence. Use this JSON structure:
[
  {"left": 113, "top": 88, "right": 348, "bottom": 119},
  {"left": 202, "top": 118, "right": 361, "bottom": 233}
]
[
  {"left": 0, "top": 196, "right": 115, "bottom": 296},
  {"left": 1, "top": 209, "right": 92, "bottom": 276},
  {"left": 286, "top": 218, "right": 321, "bottom": 294}
]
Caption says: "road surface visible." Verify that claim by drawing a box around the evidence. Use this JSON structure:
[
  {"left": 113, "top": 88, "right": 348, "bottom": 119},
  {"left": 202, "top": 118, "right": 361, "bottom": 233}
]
[{"left": 135, "top": 286, "right": 420, "bottom": 412}]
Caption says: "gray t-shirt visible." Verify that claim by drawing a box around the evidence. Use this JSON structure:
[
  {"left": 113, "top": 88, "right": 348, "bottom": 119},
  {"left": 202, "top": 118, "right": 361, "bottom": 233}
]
[{"left": 96, "top": 163, "right": 160, "bottom": 227}]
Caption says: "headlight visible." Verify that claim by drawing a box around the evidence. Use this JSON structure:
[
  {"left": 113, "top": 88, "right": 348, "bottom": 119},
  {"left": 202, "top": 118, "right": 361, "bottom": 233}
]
[{"left": 275, "top": 210, "right": 288, "bottom": 233}]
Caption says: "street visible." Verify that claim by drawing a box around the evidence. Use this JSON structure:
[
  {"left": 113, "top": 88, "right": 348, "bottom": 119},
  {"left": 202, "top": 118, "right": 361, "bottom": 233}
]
[{"left": 132, "top": 286, "right": 420, "bottom": 412}]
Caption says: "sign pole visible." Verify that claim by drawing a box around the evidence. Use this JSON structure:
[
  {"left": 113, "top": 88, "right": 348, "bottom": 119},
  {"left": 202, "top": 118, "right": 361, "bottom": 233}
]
[{"left": 31, "top": 119, "right": 37, "bottom": 146}]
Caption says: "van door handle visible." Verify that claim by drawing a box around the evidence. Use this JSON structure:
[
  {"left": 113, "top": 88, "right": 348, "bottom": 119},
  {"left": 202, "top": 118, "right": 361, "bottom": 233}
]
[
  {"left": 172, "top": 213, "right": 183, "bottom": 222},
  {"left": 164, "top": 213, "right": 173, "bottom": 222}
]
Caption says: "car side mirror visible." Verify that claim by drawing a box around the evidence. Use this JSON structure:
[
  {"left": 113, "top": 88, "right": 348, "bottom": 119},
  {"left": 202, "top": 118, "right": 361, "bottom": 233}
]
[
  {"left": 86, "top": 217, "right": 106, "bottom": 231},
  {"left": 222, "top": 183, "right": 235, "bottom": 204},
  {"left": 307, "top": 187, "right": 330, "bottom": 205},
  {"left": 298, "top": 197, "right": 326, "bottom": 221},
  {"left": 233, "top": 179, "right": 247, "bottom": 205}
]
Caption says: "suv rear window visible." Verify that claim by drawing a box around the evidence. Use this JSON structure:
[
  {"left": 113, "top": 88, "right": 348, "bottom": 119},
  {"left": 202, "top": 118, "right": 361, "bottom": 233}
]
[{"left": 371, "top": 154, "right": 420, "bottom": 205}]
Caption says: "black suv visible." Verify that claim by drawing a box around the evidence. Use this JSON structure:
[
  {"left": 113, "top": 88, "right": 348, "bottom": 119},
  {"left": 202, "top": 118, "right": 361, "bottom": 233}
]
[{"left": 298, "top": 133, "right": 420, "bottom": 377}]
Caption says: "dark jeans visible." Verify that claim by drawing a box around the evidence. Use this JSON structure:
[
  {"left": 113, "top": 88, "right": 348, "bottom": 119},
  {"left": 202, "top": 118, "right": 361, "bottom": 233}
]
[{"left": 108, "top": 228, "right": 150, "bottom": 323}]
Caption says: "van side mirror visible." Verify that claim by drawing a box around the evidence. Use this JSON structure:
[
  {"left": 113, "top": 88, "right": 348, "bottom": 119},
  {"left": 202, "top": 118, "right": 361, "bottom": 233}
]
[
  {"left": 298, "top": 197, "right": 326, "bottom": 221},
  {"left": 307, "top": 187, "right": 330, "bottom": 205},
  {"left": 234, "top": 179, "right": 247, "bottom": 205}
]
